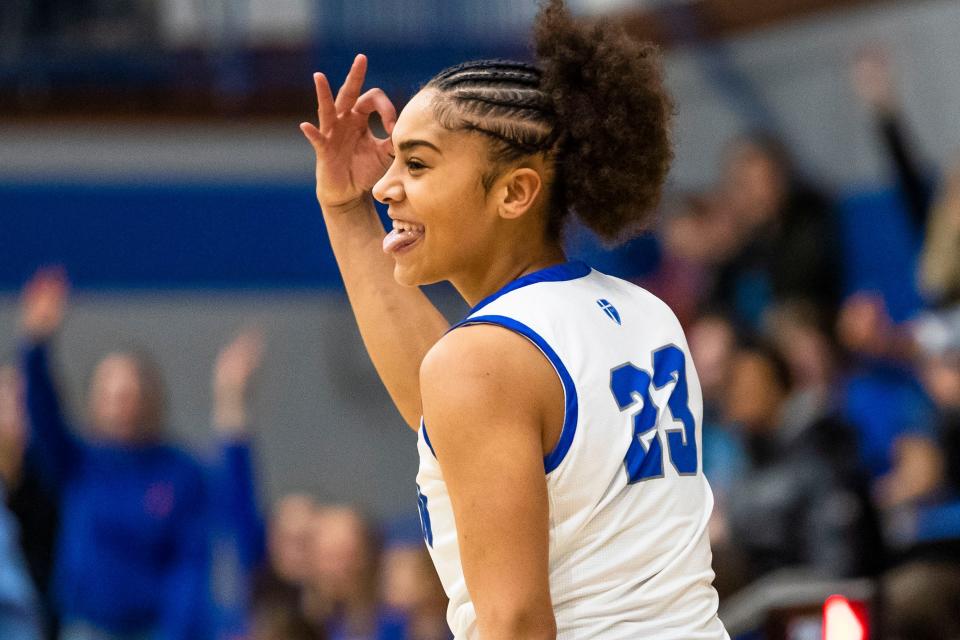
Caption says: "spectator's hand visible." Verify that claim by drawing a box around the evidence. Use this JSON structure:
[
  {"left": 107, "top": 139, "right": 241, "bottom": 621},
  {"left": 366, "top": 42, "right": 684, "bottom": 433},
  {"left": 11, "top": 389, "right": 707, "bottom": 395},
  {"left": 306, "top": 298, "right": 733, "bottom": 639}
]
[
  {"left": 851, "top": 46, "right": 896, "bottom": 113},
  {"left": 20, "top": 267, "right": 68, "bottom": 341},
  {"left": 213, "top": 328, "right": 265, "bottom": 435},
  {"left": 300, "top": 54, "right": 397, "bottom": 211},
  {"left": 836, "top": 292, "right": 893, "bottom": 358},
  {"left": 876, "top": 435, "right": 945, "bottom": 508}
]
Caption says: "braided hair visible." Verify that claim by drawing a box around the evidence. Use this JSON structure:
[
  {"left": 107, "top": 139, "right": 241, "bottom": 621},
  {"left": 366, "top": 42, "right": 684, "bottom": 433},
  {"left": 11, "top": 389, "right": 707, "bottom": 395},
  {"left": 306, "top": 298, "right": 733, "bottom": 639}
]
[{"left": 424, "top": 0, "right": 673, "bottom": 244}]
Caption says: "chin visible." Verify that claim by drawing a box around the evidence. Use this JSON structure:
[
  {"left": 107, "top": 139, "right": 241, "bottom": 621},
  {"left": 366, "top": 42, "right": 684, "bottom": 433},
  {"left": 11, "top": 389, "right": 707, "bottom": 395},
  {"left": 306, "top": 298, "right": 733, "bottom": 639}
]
[{"left": 393, "top": 261, "right": 439, "bottom": 288}]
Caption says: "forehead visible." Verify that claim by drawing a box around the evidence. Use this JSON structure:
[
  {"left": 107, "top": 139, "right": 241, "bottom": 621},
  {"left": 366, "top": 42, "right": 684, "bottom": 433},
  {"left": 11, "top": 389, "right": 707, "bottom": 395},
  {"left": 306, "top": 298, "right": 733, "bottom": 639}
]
[{"left": 392, "top": 89, "right": 450, "bottom": 146}]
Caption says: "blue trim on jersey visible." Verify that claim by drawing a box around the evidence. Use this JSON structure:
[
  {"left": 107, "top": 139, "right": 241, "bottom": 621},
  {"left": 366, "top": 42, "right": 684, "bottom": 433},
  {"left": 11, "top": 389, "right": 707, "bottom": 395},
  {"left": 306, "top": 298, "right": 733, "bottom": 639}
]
[
  {"left": 451, "top": 314, "right": 578, "bottom": 474},
  {"left": 467, "top": 261, "right": 591, "bottom": 317},
  {"left": 420, "top": 420, "right": 437, "bottom": 459}
]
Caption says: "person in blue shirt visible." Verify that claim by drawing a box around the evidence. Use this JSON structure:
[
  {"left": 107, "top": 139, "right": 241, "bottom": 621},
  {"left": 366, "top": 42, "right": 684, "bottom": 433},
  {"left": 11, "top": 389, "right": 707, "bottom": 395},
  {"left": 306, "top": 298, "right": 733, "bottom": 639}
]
[
  {"left": 205, "top": 329, "right": 270, "bottom": 640},
  {"left": 1, "top": 366, "right": 45, "bottom": 640},
  {"left": 19, "top": 268, "right": 209, "bottom": 640},
  {"left": 0, "top": 477, "right": 45, "bottom": 640}
]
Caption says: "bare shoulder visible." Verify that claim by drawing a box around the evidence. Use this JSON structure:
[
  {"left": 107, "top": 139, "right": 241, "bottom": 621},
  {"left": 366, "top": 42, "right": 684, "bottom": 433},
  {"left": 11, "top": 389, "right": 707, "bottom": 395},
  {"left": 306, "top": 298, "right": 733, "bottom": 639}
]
[
  {"left": 419, "top": 322, "right": 553, "bottom": 396},
  {"left": 419, "top": 323, "right": 562, "bottom": 449}
]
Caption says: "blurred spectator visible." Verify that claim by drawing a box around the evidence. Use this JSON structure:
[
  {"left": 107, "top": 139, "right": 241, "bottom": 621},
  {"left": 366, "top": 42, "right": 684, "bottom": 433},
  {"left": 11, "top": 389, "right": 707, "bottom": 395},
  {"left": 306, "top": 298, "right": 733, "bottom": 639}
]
[
  {"left": 0, "top": 477, "right": 44, "bottom": 640},
  {"left": 920, "top": 157, "right": 960, "bottom": 306},
  {"left": 207, "top": 330, "right": 268, "bottom": 640},
  {"left": 709, "top": 133, "right": 842, "bottom": 330},
  {"left": 724, "top": 343, "right": 882, "bottom": 581},
  {"left": 380, "top": 528, "right": 448, "bottom": 640},
  {"left": 686, "top": 313, "right": 746, "bottom": 500},
  {"left": 1, "top": 365, "right": 45, "bottom": 640},
  {"left": 304, "top": 506, "right": 406, "bottom": 640},
  {"left": 880, "top": 341, "right": 960, "bottom": 640},
  {"left": 1, "top": 364, "right": 60, "bottom": 638},
  {"left": 641, "top": 193, "right": 742, "bottom": 326},
  {"left": 249, "top": 494, "right": 322, "bottom": 640},
  {"left": 851, "top": 46, "right": 934, "bottom": 230},
  {"left": 19, "top": 269, "right": 209, "bottom": 640},
  {"left": 686, "top": 313, "right": 749, "bottom": 596},
  {"left": 835, "top": 293, "right": 937, "bottom": 488}
]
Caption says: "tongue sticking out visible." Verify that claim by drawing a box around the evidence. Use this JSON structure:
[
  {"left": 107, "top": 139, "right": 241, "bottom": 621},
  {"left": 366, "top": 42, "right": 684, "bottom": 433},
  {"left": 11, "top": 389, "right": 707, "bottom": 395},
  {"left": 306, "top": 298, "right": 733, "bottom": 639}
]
[{"left": 382, "top": 228, "right": 424, "bottom": 254}]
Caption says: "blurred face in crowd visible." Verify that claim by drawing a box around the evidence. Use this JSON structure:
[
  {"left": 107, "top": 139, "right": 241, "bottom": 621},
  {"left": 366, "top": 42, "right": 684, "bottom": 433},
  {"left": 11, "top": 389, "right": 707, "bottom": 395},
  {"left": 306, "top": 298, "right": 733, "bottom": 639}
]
[
  {"left": 381, "top": 544, "right": 445, "bottom": 613},
  {"left": 724, "top": 350, "right": 788, "bottom": 433},
  {"left": 0, "top": 365, "right": 24, "bottom": 435},
  {"left": 723, "top": 140, "right": 788, "bottom": 227},
  {"left": 766, "top": 303, "right": 835, "bottom": 391},
  {"left": 88, "top": 350, "right": 166, "bottom": 443},
  {"left": 688, "top": 315, "right": 736, "bottom": 405},
  {"left": 309, "top": 506, "right": 376, "bottom": 601},
  {"left": 0, "top": 365, "right": 27, "bottom": 483},
  {"left": 269, "top": 494, "right": 317, "bottom": 584},
  {"left": 88, "top": 353, "right": 145, "bottom": 442},
  {"left": 922, "top": 353, "right": 960, "bottom": 410}
]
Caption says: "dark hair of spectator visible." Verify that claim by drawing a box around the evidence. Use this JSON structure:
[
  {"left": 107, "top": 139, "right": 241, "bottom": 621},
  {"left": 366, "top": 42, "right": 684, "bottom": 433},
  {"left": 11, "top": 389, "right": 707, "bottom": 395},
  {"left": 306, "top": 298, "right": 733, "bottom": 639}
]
[
  {"left": 739, "top": 340, "right": 794, "bottom": 393},
  {"left": 425, "top": 0, "right": 673, "bottom": 244}
]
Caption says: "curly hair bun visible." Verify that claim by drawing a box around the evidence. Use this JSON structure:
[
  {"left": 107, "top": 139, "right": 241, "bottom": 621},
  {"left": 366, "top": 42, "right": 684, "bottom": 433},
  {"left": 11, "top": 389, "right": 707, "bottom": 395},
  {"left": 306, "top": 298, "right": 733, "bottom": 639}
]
[{"left": 535, "top": 0, "right": 673, "bottom": 244}]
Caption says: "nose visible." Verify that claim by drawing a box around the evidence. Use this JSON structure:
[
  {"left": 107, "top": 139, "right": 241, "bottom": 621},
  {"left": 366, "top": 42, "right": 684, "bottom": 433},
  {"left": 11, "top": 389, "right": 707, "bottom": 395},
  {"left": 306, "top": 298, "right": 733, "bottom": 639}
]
[{"left": 373, "top": 159, "right": 403, "bottom": 205}]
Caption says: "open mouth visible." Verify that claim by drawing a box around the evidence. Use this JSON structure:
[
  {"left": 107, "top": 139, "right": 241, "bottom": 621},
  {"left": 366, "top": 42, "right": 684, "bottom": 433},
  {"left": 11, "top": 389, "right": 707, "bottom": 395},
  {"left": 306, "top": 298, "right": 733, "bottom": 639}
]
[{"left": 383, "top": 220, "right": 425, "bottom": 255}]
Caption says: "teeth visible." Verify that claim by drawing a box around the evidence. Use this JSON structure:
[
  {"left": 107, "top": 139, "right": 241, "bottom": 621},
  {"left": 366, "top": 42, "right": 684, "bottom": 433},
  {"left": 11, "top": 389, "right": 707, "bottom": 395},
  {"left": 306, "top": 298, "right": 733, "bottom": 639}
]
[{"left": 392, "top": 220, "right": 424, "bottom": 233}]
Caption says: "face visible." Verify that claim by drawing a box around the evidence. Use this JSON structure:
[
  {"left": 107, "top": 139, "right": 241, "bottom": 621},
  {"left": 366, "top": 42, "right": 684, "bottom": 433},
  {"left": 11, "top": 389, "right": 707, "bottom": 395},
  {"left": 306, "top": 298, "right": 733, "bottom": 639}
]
[
  {"left": 922, "top": 354, "right": 960, "bottom": 410},
  {"left": 373, "top": 90, "right": 503, "bottom": 287},
  {"left": 308, "top": 507, "right": 373, "bottom": 599},
  {"left": 724, "top": 352, "right": 786, "bottom": 433},
  {"left": 88, "top": 353, "right": 144, "bottom": 442},
  {"left": 0, "top": 365, "right": 26, "bottom": 456},
  {"left": 688, "top": 316, "right": 735, "bottom": 404},
  {"left": 268, "top": 494, "right": 316, "bottom": 584},
  {"left": 381, "top": 545, "right": 437, "bottom": 611},
  {"left": 723, "top": 142, "right": 786, "bottom": 226}
]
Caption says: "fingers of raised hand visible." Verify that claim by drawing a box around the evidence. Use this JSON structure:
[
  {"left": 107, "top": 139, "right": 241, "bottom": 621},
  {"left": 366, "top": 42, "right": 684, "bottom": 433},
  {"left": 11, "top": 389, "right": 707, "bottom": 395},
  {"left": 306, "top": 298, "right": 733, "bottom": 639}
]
[
  {"left": 312, "top": 72, "right": 337, "bottom": 132},
  {"left": 334, "top": 54, "right": 368, "bottom": 115},
  {"left": 300, "top": 122, "right": 323, "bottom": 148},
  {"left": 354, "top": 88, "right": 397, "bottom": 136}
]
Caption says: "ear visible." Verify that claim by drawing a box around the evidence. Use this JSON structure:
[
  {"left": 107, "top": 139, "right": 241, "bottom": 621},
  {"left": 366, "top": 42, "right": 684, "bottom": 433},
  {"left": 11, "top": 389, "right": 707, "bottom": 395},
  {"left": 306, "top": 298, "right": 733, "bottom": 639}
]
[{"left": 497, "top": 168, "right": 543, "bottom": 220}]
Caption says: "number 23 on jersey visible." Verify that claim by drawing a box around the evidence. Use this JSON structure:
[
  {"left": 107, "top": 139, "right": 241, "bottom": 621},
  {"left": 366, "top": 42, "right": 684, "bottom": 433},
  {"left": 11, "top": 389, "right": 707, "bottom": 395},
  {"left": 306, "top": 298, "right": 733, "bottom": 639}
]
[{"left": 609, "top": 345, "right": 699, "bottom": 483}]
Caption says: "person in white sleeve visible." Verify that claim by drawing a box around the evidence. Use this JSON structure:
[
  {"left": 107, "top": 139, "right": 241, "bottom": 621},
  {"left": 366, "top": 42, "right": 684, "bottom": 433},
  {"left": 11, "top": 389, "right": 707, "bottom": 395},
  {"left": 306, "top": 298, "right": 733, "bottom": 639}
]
[{"left": 300, "top": 1, "right": 729, "bottom": 637}]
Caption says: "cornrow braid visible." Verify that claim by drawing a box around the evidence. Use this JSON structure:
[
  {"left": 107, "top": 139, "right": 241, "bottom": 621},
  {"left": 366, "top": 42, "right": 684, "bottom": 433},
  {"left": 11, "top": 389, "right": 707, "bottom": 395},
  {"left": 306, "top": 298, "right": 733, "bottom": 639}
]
[
  {"left": 424, "top": 0, "right": 673, "bottom": 245},
  {"left": 426, "top": 59, "right": 563, "bottom": 233}
]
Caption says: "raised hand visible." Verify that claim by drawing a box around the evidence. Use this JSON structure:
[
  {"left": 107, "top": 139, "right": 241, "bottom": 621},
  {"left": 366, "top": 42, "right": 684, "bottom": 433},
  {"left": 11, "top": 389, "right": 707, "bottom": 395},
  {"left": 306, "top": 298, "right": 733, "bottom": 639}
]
[
  {"left": 851, "top": 45, "right": 896, "bottom": 112},
  {"left": 21, "top": 267, "right": 69, "bottom": 341},
  {"left": 300, "top": 54, "right": 398, "bottom": 210},
  {"left": 213, "top": 328, "right": 266, "bottom": 435}
]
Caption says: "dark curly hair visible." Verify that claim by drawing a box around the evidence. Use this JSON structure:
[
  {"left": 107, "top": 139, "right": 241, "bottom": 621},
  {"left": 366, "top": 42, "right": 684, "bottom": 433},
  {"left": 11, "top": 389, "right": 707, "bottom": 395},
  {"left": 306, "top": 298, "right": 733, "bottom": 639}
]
[{"left": 425, "top": 0, "right": 673, "bottom": 244}]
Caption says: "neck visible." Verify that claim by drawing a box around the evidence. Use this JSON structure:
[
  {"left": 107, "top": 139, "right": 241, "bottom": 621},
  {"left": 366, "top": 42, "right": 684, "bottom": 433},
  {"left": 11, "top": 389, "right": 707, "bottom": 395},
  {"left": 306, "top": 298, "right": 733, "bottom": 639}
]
[{"left": 451, "top": 241, "right": 567, "bottom": 308}]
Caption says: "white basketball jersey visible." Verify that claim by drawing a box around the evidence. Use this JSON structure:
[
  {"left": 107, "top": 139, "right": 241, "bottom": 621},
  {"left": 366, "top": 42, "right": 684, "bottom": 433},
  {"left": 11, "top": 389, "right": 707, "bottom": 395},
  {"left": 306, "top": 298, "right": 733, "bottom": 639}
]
[{"left": 415, "top": 261, "right": 728, "bottom": 639}]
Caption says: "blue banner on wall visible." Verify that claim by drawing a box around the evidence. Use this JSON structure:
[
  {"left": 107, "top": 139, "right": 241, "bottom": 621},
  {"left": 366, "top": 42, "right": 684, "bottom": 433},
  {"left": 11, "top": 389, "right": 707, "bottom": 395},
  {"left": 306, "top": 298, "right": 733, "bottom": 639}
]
[{"left": 0, "top": 182, "right": 661, "bottom": 292}]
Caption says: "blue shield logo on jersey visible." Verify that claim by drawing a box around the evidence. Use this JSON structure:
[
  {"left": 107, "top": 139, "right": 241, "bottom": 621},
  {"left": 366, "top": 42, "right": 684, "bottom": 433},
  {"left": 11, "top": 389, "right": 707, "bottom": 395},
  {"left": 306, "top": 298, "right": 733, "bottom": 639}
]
[{"left": 597, "top": 299, "right": 621, "bottom": 325}]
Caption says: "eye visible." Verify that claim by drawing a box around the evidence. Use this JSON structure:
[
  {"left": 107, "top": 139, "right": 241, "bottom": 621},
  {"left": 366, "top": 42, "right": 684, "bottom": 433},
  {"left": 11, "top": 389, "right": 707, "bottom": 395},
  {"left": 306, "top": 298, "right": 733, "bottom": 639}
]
[{"left": 406, "top": 158, "right": 428, "bottom": 174}]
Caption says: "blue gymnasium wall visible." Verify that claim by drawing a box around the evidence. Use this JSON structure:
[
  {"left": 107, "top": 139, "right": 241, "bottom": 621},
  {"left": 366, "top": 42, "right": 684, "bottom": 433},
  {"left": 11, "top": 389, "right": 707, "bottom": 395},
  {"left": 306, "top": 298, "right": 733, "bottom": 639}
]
[
  {"left": 0, "top": 183, "right": 338, "bottom": 291},
  {"left": 0, "top": 182, "right": 660, "bottom": 292}
]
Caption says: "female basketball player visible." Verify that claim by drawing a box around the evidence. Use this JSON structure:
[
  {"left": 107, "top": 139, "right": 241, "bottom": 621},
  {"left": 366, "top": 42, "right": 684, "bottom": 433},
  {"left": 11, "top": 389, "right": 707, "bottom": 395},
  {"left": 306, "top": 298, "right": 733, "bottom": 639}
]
[{"left": 301, "top": 1, "right": 727, "bottom": 638}]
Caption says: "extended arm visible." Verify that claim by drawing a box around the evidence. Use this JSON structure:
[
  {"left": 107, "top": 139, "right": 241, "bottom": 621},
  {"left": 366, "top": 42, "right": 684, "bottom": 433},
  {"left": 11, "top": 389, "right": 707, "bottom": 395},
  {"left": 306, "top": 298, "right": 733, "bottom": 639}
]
[
  {"left": 211, "top": 329, "right": 267, "bottom": 570},
  {"left": 301, "top": 56, "right": 449, "bottom": 429},
  {"left": 420, "top": 325, "right": 562, "bottom": 640},
  {"left": 19, "top": 269, "right": 82, "bottom": 491}
]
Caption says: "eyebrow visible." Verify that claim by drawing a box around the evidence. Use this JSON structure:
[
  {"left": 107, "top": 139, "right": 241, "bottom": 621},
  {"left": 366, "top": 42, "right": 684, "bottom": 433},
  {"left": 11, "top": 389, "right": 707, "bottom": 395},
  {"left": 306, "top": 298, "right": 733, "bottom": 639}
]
[{"left": 397, "top": 139, "right": 442, "bottom": 155}]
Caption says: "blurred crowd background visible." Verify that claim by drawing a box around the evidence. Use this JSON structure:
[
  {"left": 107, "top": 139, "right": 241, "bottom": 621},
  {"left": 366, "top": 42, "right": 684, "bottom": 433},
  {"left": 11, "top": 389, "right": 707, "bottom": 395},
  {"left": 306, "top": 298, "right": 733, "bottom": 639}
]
[{"left": 2, "top": 1, "right": 960, "bottom": 639}]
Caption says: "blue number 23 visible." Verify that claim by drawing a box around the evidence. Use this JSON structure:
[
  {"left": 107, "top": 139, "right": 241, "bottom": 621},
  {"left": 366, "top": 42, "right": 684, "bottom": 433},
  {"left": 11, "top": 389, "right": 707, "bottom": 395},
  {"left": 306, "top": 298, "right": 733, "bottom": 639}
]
[{"left": 609, "top": 345, "right": 698, "bottom": 483}]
